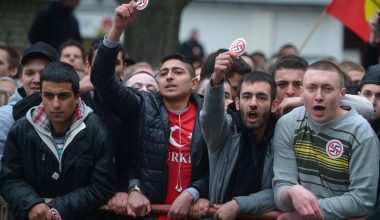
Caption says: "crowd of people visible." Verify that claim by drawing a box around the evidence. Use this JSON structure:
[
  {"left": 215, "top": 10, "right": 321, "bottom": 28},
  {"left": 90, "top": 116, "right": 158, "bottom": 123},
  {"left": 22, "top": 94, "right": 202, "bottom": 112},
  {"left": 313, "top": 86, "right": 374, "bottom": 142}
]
[{"left": 1, "top": 1, "right": 380, "bottom": 220}]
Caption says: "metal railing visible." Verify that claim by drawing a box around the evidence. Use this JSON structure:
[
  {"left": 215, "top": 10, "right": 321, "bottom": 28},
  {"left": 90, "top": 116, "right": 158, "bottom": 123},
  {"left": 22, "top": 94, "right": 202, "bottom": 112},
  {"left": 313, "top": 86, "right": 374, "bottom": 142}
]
[
  {"left": 100, "top": 204, "right": 282, "bottom": 219},
  {"left": 0, "top": 199, "right": 367, "bottom": 220}
]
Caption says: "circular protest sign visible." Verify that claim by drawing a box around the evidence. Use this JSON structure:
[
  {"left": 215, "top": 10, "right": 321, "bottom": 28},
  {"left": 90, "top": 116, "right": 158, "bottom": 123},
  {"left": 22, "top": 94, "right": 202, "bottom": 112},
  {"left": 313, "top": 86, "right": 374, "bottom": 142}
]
[
  {"left": 229, "top": 38, "right": 247, "bottom": 56},
  {"left": 136, "top": 0, "right": 149, "bottom": 10}
]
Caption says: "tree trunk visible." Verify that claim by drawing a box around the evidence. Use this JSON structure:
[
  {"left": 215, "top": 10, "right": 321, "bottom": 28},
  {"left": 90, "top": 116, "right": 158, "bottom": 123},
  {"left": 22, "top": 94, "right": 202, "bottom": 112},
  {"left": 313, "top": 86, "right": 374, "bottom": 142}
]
[{"left": 119, "top": 0, "right": 191, "bottom": 67}]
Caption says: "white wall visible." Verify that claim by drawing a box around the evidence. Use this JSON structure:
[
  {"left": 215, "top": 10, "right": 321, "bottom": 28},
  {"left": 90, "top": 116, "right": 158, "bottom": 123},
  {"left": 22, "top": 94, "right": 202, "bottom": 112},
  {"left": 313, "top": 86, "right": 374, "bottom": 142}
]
[{"left": 180, "top": 1, "right": 344, "bottom": 61}]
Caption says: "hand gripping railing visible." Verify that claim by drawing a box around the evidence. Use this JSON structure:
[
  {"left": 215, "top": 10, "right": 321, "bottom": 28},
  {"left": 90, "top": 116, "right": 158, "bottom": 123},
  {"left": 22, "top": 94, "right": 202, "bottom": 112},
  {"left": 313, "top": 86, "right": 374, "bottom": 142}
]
[{"left": 100, "top": 204, "right": 283, "bottom": 219}]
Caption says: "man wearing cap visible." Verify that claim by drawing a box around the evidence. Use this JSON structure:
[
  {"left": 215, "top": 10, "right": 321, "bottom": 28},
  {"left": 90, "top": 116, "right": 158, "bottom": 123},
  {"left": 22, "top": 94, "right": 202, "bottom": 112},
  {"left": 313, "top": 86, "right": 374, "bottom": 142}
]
[
  {"left": 357, "top": 64, "right": 380, "bottom": 140},
  {"left": 0, "top": 42, "right": 58, "bottom": 166}
]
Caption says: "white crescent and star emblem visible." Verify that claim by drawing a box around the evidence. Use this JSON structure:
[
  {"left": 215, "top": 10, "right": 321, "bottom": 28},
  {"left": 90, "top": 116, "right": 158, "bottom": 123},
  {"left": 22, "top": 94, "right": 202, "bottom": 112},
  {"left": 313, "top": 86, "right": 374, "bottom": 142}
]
[{"left": 169, "top": 126, "right": 192, "bottom": 148}]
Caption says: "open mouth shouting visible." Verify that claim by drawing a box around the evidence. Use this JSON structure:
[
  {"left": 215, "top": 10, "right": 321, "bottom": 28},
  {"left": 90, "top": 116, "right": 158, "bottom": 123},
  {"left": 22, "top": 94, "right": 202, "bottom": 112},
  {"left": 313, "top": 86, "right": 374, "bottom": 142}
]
[
  {"left": 247, "top": 110, "right": 258, "bottom": 124},
  {"left": 313, "top": 105, "right": 326, "bottom": 116}
]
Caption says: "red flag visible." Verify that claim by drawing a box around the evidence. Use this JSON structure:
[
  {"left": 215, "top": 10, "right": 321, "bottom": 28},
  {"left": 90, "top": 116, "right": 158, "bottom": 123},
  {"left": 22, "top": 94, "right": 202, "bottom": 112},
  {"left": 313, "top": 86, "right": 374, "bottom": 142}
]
[{"left": 325, "top": 0, "right": 376, "bottom": 42}]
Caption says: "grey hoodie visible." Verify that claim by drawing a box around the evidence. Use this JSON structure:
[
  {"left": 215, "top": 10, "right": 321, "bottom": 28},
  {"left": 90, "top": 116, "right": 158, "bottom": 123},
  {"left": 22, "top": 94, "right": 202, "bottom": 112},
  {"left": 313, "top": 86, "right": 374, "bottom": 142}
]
[
  {"left": 0, "top": 88, "right": 24, "bottom": 163},
  {"left": 26, "top": 101, "right": 93, "bottom": 170}
]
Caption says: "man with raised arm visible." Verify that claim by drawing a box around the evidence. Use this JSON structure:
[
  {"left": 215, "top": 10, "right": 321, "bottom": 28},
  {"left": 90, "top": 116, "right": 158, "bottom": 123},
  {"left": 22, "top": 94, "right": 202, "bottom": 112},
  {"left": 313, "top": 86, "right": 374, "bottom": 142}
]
[
  {"left": 90, "top": 2, "right": 209, "bottom": 219},
  {"left": 200, "top": 51, "right": 278, "bottom": 220}
]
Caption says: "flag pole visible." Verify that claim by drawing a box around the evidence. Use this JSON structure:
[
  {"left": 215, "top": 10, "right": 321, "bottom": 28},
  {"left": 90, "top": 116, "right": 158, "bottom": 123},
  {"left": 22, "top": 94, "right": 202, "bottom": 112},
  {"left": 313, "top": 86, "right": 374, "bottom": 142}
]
[{"left": 299, "top": 11, "right": 327, "bottom": 53}]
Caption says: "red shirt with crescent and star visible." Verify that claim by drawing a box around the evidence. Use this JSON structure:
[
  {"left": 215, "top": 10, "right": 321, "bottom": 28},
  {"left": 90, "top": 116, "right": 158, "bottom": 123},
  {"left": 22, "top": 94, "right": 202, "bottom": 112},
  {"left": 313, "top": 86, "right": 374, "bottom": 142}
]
[{"left": 157, "top": 102, "right": 195, "bottom": 220}]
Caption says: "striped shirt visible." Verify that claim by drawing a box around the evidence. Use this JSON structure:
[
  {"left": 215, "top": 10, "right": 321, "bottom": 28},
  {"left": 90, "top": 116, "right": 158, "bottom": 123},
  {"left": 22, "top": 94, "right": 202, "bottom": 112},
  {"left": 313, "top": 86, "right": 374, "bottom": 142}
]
[{"left": 273, "top": 106, "right": 379, "bottom": 220}]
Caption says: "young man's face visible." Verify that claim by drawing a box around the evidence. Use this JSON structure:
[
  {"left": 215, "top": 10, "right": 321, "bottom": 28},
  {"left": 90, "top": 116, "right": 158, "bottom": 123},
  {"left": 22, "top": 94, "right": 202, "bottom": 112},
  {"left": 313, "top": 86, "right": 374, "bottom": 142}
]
[
  {"left": 60, "top": 46, "right": 85, "bottom": 72},
  {"left": 235, "top": 81, "right": 274, "bottom": 135},
  {"left": 275, "top": 68, "right": 303, "bottom": 103},
  {"left": 358, "top": 84, "right": 380, "bottom": 120},
  {"left": 21, "top": 58, "right": 49, "bottom": 96},
  {"left": 302, "top": 69, "right": 345, "bottom": 124},
  {"left": 41, "top": 81, "right": 79, "bottom": 131},
  {"left": 157, "top": 59, "right": 197, "bottom": 101}
]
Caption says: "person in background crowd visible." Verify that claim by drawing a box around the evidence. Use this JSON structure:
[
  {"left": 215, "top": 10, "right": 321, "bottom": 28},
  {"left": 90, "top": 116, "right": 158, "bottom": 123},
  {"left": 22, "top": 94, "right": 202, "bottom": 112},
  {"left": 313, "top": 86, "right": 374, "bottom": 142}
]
[
  {"left": 0, "top": 44, "right": 20, "bottom": 80},
  {"left": 250, "top": 51, "right": 267, "bottom": 71},
  {"left": 357, "top": 64, "right": 380, "bottom": 140},
  {"left": 362, "top": 11, "right": 380, "bottom": 70},
  {"left": 59, "top": 39, "right": 87, "bottom": 78},
  {"left": 0, "top": 91, "right": 12, "bottom": 107},
  {"left": 241, "top": 54, "right": 256, "bottom": 70},
  {"left": 123, "top": 62, "right": 153, "bottom": 81},
  {"left": 339, "top": 61, "right": 365, "bottom": 87},
  {"left": 180, "top": 29, "right": 205, "bottom": 67},
  {"left": 28, "top": 0, "right": 82, "bottom": 50},
  {"left": 0, "top": 77, "right": 17, "bottom": 93},
  {"left": 278, "top": 44, "right": 299, "bottom": 57},
  {"left": 124, "top": 70, "right": 158, "bottom": 93},
  {"left": 272, "top": 55, "right": 308, "bottom": 105}
]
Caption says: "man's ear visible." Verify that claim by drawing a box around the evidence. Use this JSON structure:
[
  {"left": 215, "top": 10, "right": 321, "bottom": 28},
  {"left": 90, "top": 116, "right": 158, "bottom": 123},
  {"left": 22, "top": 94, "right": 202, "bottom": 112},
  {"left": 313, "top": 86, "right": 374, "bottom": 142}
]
[
  {"left": 271, "top": 99, "right": 280, "bottom": 113},
  {"left": 234, "top": 96, "right": 240, "bottom": 110},
  {"left": 191, "top": 77, "right": 199, "bottom": 91},
  {"left": 340, "top": 87, "right": 346, "bottom": 102}
]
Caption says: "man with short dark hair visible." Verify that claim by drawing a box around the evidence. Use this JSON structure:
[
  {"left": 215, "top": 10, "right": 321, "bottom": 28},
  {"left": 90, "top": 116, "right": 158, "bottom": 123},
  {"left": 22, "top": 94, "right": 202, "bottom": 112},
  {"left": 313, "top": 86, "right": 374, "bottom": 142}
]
[
  {"left": 272, "top": 55, "right": 308, "bottom": 105},
  {"left": 200, "top": 51, "right": 279, "bottom": 219},
  {"left": 273, "top": 60, "right": 379, "bottom": 220},
  {"left": 1, "top": 61, "right": 116, "bottom": 220},
  {"left": 91, "top": 3, "right": 209, "bottom": 219}
]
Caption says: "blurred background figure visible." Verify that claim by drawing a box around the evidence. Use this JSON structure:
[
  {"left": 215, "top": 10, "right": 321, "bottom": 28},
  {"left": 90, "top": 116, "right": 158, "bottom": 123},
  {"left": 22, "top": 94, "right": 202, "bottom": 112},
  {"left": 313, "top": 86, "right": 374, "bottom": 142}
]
[
  {"left": 123, "top": 62, "right": 158, "bottom": 92},
  {"left": 250, "top": 51, "right": 267, "bottom": 71},
  {"left": 180, "top": 29, "right": 205, "bottom": 68},
  {"left": 0, "top": 44, "right": 20, "bottom": 85},
  {"left": 0, "top": 77, "right": 17, "bottom": 93},
  {"left": 0, "top": 44, "right": 20, "bottom": 78},
  {"left": 0, "top": 76, "right": 16, "bottom": 106},
  {"left": 278, "top": 43, "right": 299, "bottom": 57},
  {"left": 339, "top": 60, "right": 365, "bottom": 86},
  {"left": 28, "top": 0, "right": 82, "bottom": 50},
  {"left": 0, "top": 91, "right": 12, "bottom": 107},
  {"left": 241, "top": 54, "right": 256, "bottom": 70},
  {"left": 59, "top": 39, "right": 87, "bottom": 78}
]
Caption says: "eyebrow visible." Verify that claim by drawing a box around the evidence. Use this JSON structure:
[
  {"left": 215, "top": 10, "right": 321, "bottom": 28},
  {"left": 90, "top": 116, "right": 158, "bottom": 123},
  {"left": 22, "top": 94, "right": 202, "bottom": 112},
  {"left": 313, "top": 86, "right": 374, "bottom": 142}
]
[
  {"left": 160, "top": 67, "right": 186, "bottom": 71},
  {"left": 42, "top": 91, "right": 71, "bottom": 95}
]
